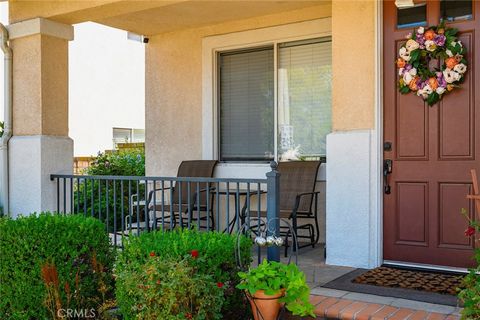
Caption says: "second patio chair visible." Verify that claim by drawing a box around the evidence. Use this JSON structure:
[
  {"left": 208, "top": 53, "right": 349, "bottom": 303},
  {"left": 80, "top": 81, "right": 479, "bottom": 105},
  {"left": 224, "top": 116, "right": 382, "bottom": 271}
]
[{"left": 242, "top": 160, "right": 322, "bottom": 256}]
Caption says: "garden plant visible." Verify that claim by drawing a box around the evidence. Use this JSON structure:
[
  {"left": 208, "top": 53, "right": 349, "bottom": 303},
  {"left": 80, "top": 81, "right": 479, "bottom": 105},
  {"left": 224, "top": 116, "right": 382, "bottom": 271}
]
[
  {"left": 116, "top": 228, "right": 252, "bottom": 319},
  {"left": 76, "top": 149, "right": 146, "bottom": 232},
  {"left": 0, "top": 213, "right": 115, "bottom": 319},
  {"left": 237, "top": 259, "right": 315, "bottom": 319},
  {"left": 458, "top": 209, "right": 480, "bottom": 320}
]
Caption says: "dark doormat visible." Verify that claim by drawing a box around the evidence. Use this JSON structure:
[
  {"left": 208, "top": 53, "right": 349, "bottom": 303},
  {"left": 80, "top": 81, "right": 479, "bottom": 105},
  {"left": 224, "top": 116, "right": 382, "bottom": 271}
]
[{"left": 322, "top": 267, "right": 463, "bottom": 306}]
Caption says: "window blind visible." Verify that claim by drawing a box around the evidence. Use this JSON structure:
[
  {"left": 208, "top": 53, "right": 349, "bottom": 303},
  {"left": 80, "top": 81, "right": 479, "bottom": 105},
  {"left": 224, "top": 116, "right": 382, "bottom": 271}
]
[
  {"left": 219, "top": 47, "right": 274, "bottom": 161},
  {"left": 278, "top": 38, "right": 332, "bottom": 159}
]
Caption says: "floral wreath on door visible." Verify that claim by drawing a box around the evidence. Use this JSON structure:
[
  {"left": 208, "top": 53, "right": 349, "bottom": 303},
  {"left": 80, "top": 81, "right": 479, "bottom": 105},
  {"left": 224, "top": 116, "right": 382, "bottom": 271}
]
[{"left": 397, "top": 22, "right": 467, "bottom": 106}]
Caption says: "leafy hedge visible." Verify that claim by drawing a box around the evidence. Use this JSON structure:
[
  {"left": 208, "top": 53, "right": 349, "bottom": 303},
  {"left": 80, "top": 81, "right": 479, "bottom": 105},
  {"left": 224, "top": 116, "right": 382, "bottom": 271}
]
[
  {"left": 85, "top": 149, "right": 145, "bottom": 176},
  {"left": 0, "top": 213, "right": 115, "bottom": 319},
  {"left": 116, "top": 229, "right": 252, "bottom": 319},
  {"left": 76, "top": 149, "right": 146, "bottom": 232}
]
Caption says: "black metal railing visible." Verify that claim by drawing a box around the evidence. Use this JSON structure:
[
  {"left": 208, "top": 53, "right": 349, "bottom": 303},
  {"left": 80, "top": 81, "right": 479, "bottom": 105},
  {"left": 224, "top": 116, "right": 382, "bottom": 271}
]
[{"left": 50, "top": 162, "right": 281, "bottom": 261}]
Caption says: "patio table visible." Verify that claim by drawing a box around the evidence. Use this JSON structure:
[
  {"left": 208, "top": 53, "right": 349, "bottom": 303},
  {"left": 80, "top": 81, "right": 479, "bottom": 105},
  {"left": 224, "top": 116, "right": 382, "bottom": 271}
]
[{"left": 214, "top": 188, "right": 266, "bottom": 233}]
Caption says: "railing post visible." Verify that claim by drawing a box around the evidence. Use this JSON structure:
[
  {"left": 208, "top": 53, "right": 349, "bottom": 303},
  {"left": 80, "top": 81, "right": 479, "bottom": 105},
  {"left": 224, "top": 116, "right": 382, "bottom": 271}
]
[{"left": 266, "top": 161, "right": 280, "bottom": 262}]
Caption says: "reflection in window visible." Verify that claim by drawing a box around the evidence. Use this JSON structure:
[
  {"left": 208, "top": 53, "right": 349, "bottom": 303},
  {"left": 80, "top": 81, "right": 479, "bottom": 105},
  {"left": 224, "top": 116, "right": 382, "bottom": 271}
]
[
  {"left": 278, "top": 38, "right": 332, "bottom": 161},
  {"left": 397, "top": 3, "right": 427, "bottom": 29},
  {"left": 441, "top": 0, "right": 472, "bottom": 22}
]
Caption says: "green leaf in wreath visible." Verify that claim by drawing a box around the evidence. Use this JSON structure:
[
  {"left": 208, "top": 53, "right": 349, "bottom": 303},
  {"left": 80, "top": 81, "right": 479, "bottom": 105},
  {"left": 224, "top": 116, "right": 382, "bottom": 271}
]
[
  {"left": 437, "top": 51, "right": 448, "bottom": 60},
  {"left": 399, "top": 86, "right": 410, "bottom": 94},
  {"left": 410, "top": 49, "right": 420, "bottom": 62},
  {"left": 445, "top": 28, "right": 458, "bottom": 36},
  {"left": 455, "top": 43, "right": 462, "bottom": 53},
  {"left": 427, "top": 92, "right": 439, "bottom": 106}
]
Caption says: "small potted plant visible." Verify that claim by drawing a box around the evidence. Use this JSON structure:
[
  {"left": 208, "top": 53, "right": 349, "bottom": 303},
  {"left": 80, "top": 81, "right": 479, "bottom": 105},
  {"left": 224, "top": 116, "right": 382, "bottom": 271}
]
[{"left": 237, "top": 260, "right": 314, "bottom": 320}]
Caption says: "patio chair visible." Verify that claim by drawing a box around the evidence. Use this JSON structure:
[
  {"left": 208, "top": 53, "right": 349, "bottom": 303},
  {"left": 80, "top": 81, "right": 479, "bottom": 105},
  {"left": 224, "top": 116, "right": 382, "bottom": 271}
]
[
  {"left": 147, "top": 160, "right": 218, "bottom": 230},
  {"left": 123, "top": 160, "right": 217, "bottom": 234},
  {"left": 242, "top": 160, "right": 322, "bottom": 256}
]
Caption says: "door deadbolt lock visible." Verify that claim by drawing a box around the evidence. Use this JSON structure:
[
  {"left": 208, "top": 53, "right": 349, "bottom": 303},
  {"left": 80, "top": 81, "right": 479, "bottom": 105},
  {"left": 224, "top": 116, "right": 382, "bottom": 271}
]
[{"left": 384, "top": 141, "right": 392, "bottom": 151}]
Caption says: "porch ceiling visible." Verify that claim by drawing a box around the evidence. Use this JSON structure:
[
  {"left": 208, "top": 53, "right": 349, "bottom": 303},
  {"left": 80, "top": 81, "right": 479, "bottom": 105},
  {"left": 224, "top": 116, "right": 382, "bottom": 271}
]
[
  {"left": 8, "top": 0, "right": 328, "bottom": 36},
  {"left": 95, "top": 1, "right": 328, "bottom": 35}
]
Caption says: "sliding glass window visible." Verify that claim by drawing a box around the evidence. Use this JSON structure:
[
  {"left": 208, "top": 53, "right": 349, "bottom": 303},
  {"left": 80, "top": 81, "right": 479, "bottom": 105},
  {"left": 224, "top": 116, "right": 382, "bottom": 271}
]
[{"left": 218, "top": 37, "right": 331, "bottom": 162}]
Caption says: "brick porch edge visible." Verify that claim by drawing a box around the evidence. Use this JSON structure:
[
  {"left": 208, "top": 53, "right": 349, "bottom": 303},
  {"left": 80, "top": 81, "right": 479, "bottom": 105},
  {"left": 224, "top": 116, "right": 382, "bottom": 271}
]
[{"left": 309, "top": 295, "right": 460, "bottom": 320}]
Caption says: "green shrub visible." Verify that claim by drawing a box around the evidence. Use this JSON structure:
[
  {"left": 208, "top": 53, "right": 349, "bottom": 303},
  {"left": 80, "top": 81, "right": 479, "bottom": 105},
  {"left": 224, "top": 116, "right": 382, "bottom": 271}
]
[
  {"left": 123, "top": 256, "right": 224, "bottom": 319},
  {"left": 76, "top": 149, "right": 146, "bottom": 232},
  {"left": 0, "top": 213, "right": 115, "bottom": 320},
  {"left": 86, "top": 149, "right": 145, "bottom": 176},
  {"left": 116, "top": 228, "right": 252, "bottom": 319},
  {"left": 459, "top": 263, "right": 480, "bottom": 319},
  {"left": 459, "top": 209, "right": 480, "bottom": 319}
]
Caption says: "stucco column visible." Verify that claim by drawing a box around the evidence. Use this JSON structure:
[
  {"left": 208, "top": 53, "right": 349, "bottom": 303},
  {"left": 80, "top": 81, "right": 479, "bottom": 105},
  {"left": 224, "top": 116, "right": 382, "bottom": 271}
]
[
  {"left": 7, "top": 18, "right": 73, "bottom": 216},
  {"left": 326, "top": 1, "right": 381, "bottom": 269}
]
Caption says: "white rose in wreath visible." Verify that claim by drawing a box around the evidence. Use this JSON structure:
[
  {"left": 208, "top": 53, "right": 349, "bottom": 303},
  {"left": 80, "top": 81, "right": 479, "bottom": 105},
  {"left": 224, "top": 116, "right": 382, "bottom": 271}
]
[
  {"left": 454, "top": 63, "right": 467, "bottom": 74},
  {"left": 417, "top": 85, "right": 433, "bottom": 99},
  {"left": 423, "top": 84, "right": 433, "bottom": 95},
  {"left": 446, "top": 49, "right": 453, "bottom": 57},
  {"left": 436, "top": 87, "right": 446, "bottom": 95},
  {"left": 408, "top": 67, "right": 417, "bottom": 76},
  {"left": 406, "top": 39, "right": 420, "bottom": 52},
  {"left": 399, "top": 47, "right": 411, "bottom": 61},
  {"left": 417, "top": 26, "right": 425, "bottom": 34},
  {"left": 443, "top": 69, "right": 461, "bottom": 83},
  {"left": 425, "top": 40, "right": 437, "bottom": 52},
  {"left": 417, "top": 88, "right": 428, "bottom": 99},
  {"left": 403, "top": 72, "right": 413, "bottom": 85}
]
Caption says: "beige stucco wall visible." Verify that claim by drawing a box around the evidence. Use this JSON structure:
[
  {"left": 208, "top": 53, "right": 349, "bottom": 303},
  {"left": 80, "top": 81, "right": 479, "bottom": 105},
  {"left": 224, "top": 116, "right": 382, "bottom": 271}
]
[
  {"left": 332, "top": 0, "right": 376, "bottom": 131},
  {"left": 12, "top": 34, "right": 69, "bottom": 136},
  {"left": 146, "top": 4, "right": 333, "bottom": 176},
  {"left": 146, "top": 1, "right": 378, "bottom": 176}
]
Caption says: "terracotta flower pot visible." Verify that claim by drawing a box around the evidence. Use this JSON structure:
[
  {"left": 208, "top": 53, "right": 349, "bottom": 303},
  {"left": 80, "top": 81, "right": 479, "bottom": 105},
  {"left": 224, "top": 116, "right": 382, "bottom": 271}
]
[{"left": 247, "top": 289, "right": 285, "bottom": 320}]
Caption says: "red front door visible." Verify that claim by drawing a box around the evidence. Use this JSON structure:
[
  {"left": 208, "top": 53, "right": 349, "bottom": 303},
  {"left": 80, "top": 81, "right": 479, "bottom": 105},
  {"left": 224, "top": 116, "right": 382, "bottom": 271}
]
[{"left": 383, "top": 0, "right": 480, "bottom": 268}]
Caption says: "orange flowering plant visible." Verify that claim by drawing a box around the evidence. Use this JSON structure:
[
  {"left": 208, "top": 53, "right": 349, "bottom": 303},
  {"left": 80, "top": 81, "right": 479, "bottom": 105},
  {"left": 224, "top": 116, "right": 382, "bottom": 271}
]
[{"left": 397, "top": 22, "right": 467, "bottom": 106}]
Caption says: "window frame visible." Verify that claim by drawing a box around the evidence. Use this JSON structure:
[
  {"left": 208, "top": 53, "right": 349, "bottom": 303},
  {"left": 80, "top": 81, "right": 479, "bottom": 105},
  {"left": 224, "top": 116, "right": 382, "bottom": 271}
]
[{"left": 202, "top": 18, "right": 332, "bottom": 164}]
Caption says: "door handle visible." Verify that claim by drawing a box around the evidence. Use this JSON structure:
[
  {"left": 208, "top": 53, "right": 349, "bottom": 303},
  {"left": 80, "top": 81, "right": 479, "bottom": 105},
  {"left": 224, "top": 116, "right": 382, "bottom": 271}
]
[{"left": 384, "top": 159, "right": 393, "bottom": 194}]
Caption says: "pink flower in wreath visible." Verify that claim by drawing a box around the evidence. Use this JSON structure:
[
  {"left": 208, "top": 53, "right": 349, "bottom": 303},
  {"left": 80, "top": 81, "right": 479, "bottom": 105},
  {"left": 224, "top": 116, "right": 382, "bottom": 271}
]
[{"left": 434, "top": 34, "right": 446, "bottom": 47}]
